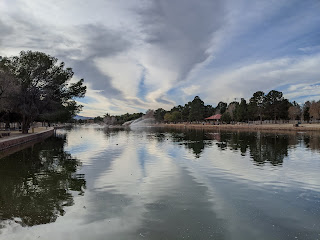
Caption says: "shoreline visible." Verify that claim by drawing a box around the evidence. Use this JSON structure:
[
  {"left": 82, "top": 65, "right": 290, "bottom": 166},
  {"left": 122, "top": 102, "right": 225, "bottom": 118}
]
[
  {"left": 0, "top": 128, "right": 54, "bottom": 153},
  {"left": 156, "top": 123, "right": 320, "bottom": 132}
]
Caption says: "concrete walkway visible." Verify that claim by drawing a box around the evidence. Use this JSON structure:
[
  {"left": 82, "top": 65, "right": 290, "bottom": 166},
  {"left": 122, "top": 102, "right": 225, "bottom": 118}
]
[
  {"left": 0, "top": 127, "right": 54, "bottom": 151},
  {"left": 0, "top": 127, "right": 50, "bottom": 139}
]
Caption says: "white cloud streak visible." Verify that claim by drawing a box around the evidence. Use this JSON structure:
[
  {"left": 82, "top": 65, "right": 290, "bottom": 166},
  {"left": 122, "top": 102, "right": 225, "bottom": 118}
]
[{"left": 0, "top": 0, "right": 319, "bottom": 116}]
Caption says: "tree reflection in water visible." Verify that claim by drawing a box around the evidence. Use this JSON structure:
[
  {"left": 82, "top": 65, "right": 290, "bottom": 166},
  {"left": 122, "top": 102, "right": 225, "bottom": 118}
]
[
  {"left": 167, "top": 129, "right": 212, "bottom": 158},
  {"left": 216, "top": 131, "right": 291, "bottom": 165},
  {"left": 0, "top": 135, "right": 85, "bottom": 227},
  {"left": 159, "top": 127, "right": 320, "bottom": 166},
  {"left": 303, "top": 133, "right": 320, "bottom": 152}
]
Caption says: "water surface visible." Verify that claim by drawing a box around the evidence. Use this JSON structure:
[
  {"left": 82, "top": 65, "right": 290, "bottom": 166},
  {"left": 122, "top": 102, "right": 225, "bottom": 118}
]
[{"left": 0, "top": 126, "right": 320, "bottom": 240}]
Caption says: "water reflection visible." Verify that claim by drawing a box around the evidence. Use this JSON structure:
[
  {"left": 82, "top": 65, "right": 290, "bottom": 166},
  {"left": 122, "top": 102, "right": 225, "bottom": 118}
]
[
  {"left": 154, "top": 128, "right": 213, "bottom": 158},
  {"left": 0, "top": 127, "right": 320, "bottom": 240},
  {"left": 215, "top": 132, "right": 291, "bottom": 165},
  {"left": 303, "top": 133, "right": 320, "bottom": 152},
  {"left": 85, "top": 128, "right": 228, "bottom": 239},
  {"left": 158, "top": 128, "right": 320, "bottom": 165},
  {"left": 0, "top": 135, "right": 85, "bottom": 227},
  {"left": 137, "top": 168, "right": 228, "bottom": 239}
]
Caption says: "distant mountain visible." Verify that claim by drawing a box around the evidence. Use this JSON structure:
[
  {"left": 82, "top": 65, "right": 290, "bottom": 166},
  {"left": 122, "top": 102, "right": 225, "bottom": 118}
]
[{"left": 74, "top": 115, "right": 93, "bottom": 120}]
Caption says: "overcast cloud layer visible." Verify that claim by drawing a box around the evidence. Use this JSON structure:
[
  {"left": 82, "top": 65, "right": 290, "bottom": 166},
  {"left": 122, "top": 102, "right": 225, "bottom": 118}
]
[{"left": 1, "top": 0, "right": 320, "bottom": 116}]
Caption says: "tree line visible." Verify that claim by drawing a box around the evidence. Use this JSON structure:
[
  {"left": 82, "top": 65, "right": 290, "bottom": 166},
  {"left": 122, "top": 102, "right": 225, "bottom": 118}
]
[
  {"left": 153, "top": 91, "right": 320, "bottom": 123},
  {"left": 102, "top": 112, "right": 144, "bottom": 125},
  {"left": 0, "top": 51, "right": 86, "bottom": 133}
]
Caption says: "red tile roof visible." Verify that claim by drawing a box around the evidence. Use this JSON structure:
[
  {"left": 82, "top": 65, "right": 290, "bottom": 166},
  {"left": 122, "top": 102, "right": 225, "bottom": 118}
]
[{"left": 205, "top": 114, "right": 222, "bottom": 120}]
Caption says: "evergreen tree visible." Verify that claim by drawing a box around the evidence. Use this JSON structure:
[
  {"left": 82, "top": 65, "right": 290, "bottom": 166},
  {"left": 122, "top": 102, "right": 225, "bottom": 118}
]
[
  {"left": 182, "top": 102, "right": 191, "bottom": 121},
  {"left": 264, "top": 90, "right": 289, "bottom": 121},
  {"left": 235, "top": 98, "right": 248, "bottom": 122},
  {"left": 188, "top": 96, "right": 205, "bottom": 121},
  {"left": 154, "top": 108, "right": 167, "bottom": 122},
  {"left": 216, "top": 101, "right": 227, "bottom": 114},
  {"left": 248, "top": 91, "right": 265, "bottom": 121}
]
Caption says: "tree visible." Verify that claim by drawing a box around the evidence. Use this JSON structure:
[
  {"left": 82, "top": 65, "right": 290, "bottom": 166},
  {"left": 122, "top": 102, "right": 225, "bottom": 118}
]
[
  {"left": 171, "top": 111, "right": 182, "bottom": 123},
  {"left": 94, "top": 116, "right": 104, "bottom": 123},
  {"left": 303, "top": 101, "right": 311, "bottom": 122},
  {"left": 39, "top": 100, "right": 83, "bottom": 123},
  {"left": 288, "top": 102, "right": 301, "bottom": 120},
  {"left": 170, "top": 105, "right": 182, "bottom": 114},
  {"left": 248, "top": 91, "right": 265, "bottom": 121},
  {"left": 0, "top": 70, "right": 21, "bottom": 127},
  {"left": 225, "top": 101, "right": 239, "bottom": 121},
  {"left": 154, "top": 108, "right": 167, "bottom": 122},
  {"left": 204, "top": 105, "right": 215, "bottom": 118},
  {"left": 309, "top": 100, "right": 320, "bottom": 120},
  {"left": 216, "top": 101, "right": 227, "bottom": 114},
  {"left": 264, "top": 90, "right": 289, "bottom": 121},
  {"left": 0, "top": 51, "right": 86, "bottom": 133},
  {"left": 189, "top": 96, "right": 205, "bottom": 121},
  {"left": 107, "top": 112, "right": 143, "bottom": 125},
  {"left": 0, "top": 67, "right": 21, "bottom": 112},
  {"left": 182, "top": 102, "right": 191, "bottom": 121},
  {"left": 234, "top": 98, "right": 248, "bottom": 122},
  {"left": 164, "top": 112, "right": 172, "bottom": 122},
  {"left": 221, "top": 112, "right": 231, "bottom": 124}
]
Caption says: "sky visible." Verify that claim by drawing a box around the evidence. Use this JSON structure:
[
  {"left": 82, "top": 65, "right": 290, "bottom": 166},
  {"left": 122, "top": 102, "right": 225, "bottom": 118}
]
[{"left": 0, "top": 0, "right": 320, "bottom": 117}]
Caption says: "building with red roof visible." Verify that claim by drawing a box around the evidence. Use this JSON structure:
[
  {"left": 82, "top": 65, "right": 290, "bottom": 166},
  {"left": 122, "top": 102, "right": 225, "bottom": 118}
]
[{"left": 205, "top": 114, "right": 222, "bottom": 120}]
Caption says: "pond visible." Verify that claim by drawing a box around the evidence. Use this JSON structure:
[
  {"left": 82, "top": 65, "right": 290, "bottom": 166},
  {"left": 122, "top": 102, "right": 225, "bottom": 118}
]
[{"left": 0, "top": 126, "right": 320, "bottom": 240}]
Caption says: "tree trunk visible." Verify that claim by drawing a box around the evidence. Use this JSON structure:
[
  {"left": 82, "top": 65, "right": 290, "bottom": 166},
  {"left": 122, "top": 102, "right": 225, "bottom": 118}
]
[
  {"left": 259, "top": 114, "right": 262, "bottom": 124},
  {"left": 5, "top": 121, "right": 10, "bottom": 130},
  {"left": 22, "top": 115, "right": 29, "bottom": 134}
]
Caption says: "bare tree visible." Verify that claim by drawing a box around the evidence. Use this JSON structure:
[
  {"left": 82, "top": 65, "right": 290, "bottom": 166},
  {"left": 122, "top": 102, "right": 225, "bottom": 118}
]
[
  {"left": 225, "top": 102, "right": 238, "bottom": 121},
  {"left": 309, "top": 101, "right": 320, "bottom": 120},
  {"left": 288, "top": 104, "right": 301, "bottom": 120}
]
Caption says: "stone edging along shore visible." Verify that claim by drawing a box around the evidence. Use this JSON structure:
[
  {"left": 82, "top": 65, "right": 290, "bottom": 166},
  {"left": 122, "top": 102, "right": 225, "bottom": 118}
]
[{"left": 0, "top": 128, "right": 54, "bottom": 151}]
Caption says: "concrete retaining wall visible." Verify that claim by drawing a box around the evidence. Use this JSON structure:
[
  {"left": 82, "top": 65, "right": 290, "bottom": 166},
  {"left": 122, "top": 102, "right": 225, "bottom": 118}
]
[{"left": 0, "top": 128, "right": 54, "bottom": 151}]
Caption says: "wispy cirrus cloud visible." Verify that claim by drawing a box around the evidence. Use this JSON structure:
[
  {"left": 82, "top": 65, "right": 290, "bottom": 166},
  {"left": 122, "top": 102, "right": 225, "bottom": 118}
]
[{"left": 0, "top": 0, "right": 319, "bottom": 116}]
